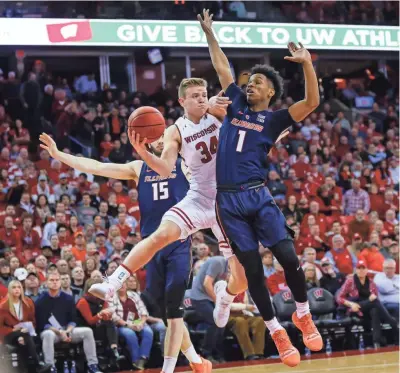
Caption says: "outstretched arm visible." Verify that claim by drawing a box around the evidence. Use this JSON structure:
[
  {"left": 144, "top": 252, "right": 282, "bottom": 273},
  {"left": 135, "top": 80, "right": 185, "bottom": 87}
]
[
  {"left": 198, "top": 9, "right": 234, "bottom": 91},
  {"left": 286, "top": 42, "right": 320, "bottom": 122},
  {"left": 39, "top": 133, "right": 139, "bottom": 180},
  {"left": 129, "top": 125, "right": 180, "bottom": 177}
]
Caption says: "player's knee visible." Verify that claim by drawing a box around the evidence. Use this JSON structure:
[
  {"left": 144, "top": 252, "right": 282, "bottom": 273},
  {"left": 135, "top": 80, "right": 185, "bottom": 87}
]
[
  {"left": 235, "top": 250, "right": 264, "bottom": 286},
  {"left": 272, "top": 239, "right": 299, "bottom": 270},
  {"left": 150, "top": 225, "right": 178, "bottom": 249},
  {"left": 165, "top": 285, "right": 186, "bottom": 319}
]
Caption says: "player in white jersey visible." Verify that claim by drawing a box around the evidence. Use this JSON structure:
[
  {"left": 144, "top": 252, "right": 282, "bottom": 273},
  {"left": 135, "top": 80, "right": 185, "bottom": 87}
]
[{"left": 89, "top": 78, "right": 248, "bottom": 373}]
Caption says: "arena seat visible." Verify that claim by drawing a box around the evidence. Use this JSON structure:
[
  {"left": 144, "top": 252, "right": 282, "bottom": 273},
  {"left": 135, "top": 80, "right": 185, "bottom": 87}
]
[{"left": 272, "top": 290, "right": 296, "bottom": 328}]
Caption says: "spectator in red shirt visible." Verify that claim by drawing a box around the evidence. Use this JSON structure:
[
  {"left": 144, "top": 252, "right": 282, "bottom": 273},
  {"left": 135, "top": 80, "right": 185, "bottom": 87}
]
[
  {"left": 358, "top": 243, "right": 385, "bottom": 273},
  {"left": 18, "top": 213, "right": 41, "bottom": 263},
  {"left": 304, "top": 224, "right": 329, "bottom": 259},
  {"left": 100, "top": 133, "right": 114, "bottom": 160},
  {"left": 112, "top": 181, "right": 129, "bottom": 205},
  {"left": 127, "top": 189, "right": 140, "bottom": 224},
  {"left": 35, "top": 149, "right": 51, "bottom": 175},
  {"left": 33, "top": 255, "right": 48, "bottom": 283},
  {"left": 51, "top": 88, "right": 69, "bottom": 123},
  {"left": 0, "top": 216, "right": 20, "bottom": 254},
  {"left": 292, "top": 153, "right": 311, "bottom": 179},
  {"left": 325, "top": 234, "right": 357, "bottom": 275},
  {"left": 57, "top": 223, "right": 73, "bottom": 249},
  {"left": 56, "top": 101, "right": 79, "bottom": 144},
  {"left": 348, "top": 209, "right": 372, "bottom": 241},
  {"left": 71, "top": 231, "right": 87, "bottom": 263},
  {"left": 284, "top": 168, "right": 297, "bottom": 196},
  {"left": 302, "top": 201, "right": 327, "bottom": 234},
  {"left": 266, "top": 260, "right": 288, "bottom": 296},
  {"left": 116, "top": 212, "right": 133, "bottom": 240},
  {"left": 384, "top": 209, "right": 398, "bottom": 236},
  {"left": 0, "top": 147, "right": 11, "bottom": 170}
]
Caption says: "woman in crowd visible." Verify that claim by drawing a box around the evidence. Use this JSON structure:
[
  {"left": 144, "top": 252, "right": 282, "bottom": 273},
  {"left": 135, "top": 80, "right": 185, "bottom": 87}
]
[
  {"left": 68, "top": 215, "right": 82, "bottom": 236},
  {"left": 304, "top": 264, "right": 320, "bottom": 290},
  {"left": 336, "top": 260, "right": 398, "bottom": 347},
  {"left": 0, "top": 280, "right": 51, "bottom": 372},
  {"left": 35, "top": 194, "right": 52, "bottom": 227},
  {"left": 112, "top": 282, "right": 153, "bottom": 371},
  {"left": 282, "top": 195, "right": 303, "bottom": 224},
  {"left": 66, "top": 255, "right": 78, "bottom": 272},
  {"left": 9, "top": 256, "right": 20, "bottom": 276},
  {"left": 126, "top": 275, "right": 167, "bottom": 357},
  {"left": 84, "top": 257, "right": 99, "bottom": 279},
  {"left": 76, "top": 279, "right": 123, "bottom": 367}
]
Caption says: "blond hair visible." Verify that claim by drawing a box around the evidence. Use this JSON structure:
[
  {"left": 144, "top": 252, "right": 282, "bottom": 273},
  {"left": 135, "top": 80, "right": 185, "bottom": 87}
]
[
  {"left": 178, "top": 78, "right": 207, "bottom": 98},
  {"left": 7, "top": 280, "right": 30, "bottom": 318}
]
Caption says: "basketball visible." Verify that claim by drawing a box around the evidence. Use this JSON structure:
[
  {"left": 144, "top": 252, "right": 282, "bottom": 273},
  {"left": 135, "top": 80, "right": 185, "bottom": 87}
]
[{"left": 127, "top": 106, "right": 166, "bottom": 143}]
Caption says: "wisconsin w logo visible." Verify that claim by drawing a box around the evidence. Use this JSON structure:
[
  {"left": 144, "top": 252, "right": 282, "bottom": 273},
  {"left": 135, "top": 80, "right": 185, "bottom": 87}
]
[
  {"left": 183, "top": 298, "right": 192, "bottom": 308},
  {"left": 282, "top": 291, "right": 292, "bottom": 301},
  {"left": 313, "top": 289, "right": 324, "bottom": 299}
]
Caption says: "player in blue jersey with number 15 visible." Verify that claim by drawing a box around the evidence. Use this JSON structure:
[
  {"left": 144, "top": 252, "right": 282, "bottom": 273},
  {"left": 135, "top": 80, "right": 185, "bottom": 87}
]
[
  {"left": 199, "top": 9, "right": 323, "bottom": 368},
  {"left": 38, "top": 132, "right": 217, "bottom": 373}
]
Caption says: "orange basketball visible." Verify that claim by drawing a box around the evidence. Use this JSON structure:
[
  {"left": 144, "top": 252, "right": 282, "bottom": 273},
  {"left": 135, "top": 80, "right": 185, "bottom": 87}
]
[{"left": 127, "top": 106, "right": 166, "bottom": 143}]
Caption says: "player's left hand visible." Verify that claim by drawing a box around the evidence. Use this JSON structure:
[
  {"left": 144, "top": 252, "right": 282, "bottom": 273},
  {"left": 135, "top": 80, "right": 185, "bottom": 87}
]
[{"left": 284, "top": 42, "right": 312, "bottom": 64}]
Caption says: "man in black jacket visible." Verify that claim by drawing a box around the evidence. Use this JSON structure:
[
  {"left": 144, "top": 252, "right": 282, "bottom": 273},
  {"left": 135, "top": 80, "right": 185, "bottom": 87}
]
[
  {"left": 35, "top": 271, "right": 102, "bottom": 373},
  {"left": 319, "top": 257, "right": 346, "bottom": 296}
]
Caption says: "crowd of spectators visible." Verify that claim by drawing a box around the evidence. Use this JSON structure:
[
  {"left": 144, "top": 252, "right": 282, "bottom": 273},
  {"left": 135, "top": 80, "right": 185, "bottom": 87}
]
[
  {"left": 0, "top": 52, "right": 398, "bottom": 371},
  {"left": 1, "top": 1, "right": 398, "bottom": 26}
]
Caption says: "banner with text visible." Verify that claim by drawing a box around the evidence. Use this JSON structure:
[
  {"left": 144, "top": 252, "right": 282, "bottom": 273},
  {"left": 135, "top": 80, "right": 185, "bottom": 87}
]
[{"left": 0, "top": 18, "right": 398, "bottom": 50}]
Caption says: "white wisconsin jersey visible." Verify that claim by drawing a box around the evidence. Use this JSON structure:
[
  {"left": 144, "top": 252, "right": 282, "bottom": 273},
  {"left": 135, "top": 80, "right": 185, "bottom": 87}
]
[{"left": 175, "top": 114, "right": 221, "bottom": 199}]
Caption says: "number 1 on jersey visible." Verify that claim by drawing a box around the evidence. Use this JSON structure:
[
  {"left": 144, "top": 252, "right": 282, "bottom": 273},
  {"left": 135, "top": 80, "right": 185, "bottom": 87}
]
[
  {"left": 152, "top": 182, "right": 169, "bottom": 200},
  {"left": 236, "top": 130, "right": 247, "bottom": 152}
]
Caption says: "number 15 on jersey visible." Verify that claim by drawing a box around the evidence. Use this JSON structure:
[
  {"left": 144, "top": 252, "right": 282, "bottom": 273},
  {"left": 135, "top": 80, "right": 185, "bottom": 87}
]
[{"left": 152, "top": 182, "right": 169, "bottom": 200}]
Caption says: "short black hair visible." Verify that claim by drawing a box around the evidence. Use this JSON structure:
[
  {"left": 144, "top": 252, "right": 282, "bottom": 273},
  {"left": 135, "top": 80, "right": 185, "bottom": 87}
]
[{"left": 250, "top": 64, "right": 284, "bottom": 106}]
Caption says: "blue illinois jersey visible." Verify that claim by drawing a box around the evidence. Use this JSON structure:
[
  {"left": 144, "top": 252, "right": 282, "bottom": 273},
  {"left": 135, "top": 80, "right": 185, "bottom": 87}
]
[
  {"left": 137, "top": 158, "right": 189, "bottom": 237},
  {"left": 216, "top": 83, "right": 296, "bottom": 186}
]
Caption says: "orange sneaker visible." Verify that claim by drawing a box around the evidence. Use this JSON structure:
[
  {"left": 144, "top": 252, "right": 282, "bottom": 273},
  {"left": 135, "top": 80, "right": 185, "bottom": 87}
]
[
  {"left": 190, "top": 357, "right": 212, "bottom": 373},
  {"left": 271, "top": 329, "right": 300, "bottom": 367},
  {"left": 292, "top": 312, "right": 323, "bottom": 351}
]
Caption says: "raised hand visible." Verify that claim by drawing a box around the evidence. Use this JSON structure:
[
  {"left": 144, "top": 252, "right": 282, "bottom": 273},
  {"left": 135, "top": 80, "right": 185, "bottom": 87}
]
[
  {"left": 197, "top": 8, "right": 214, "bottom": 35},
  {"left": 39, "top": 133, "right": 59, "bottom": 158},
  {"left": 284, "top": 42, "right": 312, "bottom": 64},
  {"left": 128, "top": 130, "right": 148, "bottom": 156}
]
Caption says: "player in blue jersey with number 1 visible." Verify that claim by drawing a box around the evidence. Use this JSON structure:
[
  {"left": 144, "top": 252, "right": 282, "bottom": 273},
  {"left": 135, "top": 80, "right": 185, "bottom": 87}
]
[{"left": 198, "top": 9, "right": 323, "bottom": 368}]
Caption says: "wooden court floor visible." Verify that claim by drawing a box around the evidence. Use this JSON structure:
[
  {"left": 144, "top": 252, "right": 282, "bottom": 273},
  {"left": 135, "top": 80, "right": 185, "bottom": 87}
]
[{"left": 136, "top": 347, "right": 399, "bottom": 373}]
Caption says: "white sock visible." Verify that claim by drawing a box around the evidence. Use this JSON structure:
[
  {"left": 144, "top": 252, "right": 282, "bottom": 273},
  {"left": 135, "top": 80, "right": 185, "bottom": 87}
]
[
  {"left": 265, "top": 317, "right": 284, "bottom": 335},
  {"left": 295, "top": 301, "right": 310, "bottom": 318},
  {"left": 162, "top": 356, "right": 178, "bottom": 373},
  {"left": 182, "top": 345, "right": 202, "bottom": 364},
  {"left": 108, "top": 265, "right": 131, "bottom": 287}
]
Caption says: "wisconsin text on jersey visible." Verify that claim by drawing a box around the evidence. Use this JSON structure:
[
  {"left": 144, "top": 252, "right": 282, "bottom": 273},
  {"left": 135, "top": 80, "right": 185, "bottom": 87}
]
[
  {"left": 231, "top": 117, "right": 263, "bottom": 132},
  {"left": 184, "top": 123, "right": 219, "bottom": 143}
]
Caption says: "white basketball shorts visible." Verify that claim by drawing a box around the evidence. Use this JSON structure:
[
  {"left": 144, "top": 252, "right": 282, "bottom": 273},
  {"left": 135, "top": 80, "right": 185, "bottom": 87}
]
[{"left": 162, "top": 189, "right": 233, "bottom": 259}]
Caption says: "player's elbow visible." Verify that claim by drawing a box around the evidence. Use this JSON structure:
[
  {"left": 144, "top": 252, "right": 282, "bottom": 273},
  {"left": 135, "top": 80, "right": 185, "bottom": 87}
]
[
  {"left": 307, "top": 96, "right": 320, "bottom": 110},
  {"left": 158, "top": 166, "right": 173, "bottom": 178}
]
